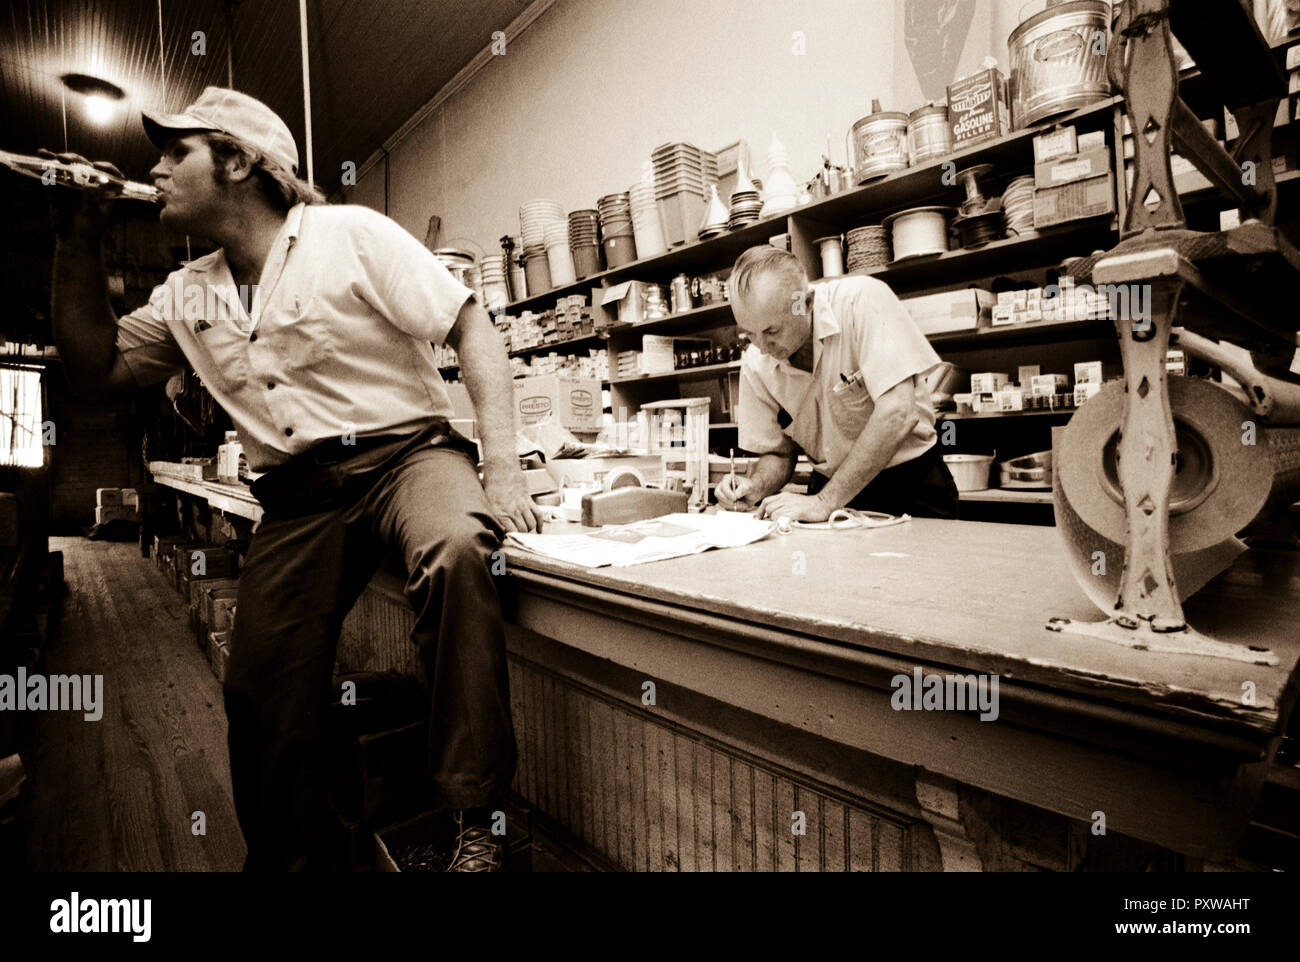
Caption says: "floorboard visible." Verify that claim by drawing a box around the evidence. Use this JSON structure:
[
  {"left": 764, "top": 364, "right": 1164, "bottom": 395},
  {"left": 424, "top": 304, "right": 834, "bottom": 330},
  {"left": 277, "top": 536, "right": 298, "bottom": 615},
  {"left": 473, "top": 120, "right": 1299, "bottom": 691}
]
[{"left": 22, "top": 536, "right": 245, "bottom": 871}]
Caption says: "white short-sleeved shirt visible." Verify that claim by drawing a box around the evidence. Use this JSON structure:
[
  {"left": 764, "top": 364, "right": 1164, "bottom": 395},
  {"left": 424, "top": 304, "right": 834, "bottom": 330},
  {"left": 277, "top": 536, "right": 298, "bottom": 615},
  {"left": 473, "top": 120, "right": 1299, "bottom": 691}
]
[
  {"left": 115, "top": 203, "right": 475, "bottom": 472},
  {"left": 737, "top": 275, "right": 941, "bottom": 476}
]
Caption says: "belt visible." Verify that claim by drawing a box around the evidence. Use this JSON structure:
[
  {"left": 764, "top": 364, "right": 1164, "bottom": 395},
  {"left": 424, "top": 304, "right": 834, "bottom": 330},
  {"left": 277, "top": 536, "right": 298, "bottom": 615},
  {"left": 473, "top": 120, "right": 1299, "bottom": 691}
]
[
  {"left": 299, "top": 431, "right": 418, "bottom": 467},
  {"left": 250, "top": 419, "right": 472, "bottom": 516}
]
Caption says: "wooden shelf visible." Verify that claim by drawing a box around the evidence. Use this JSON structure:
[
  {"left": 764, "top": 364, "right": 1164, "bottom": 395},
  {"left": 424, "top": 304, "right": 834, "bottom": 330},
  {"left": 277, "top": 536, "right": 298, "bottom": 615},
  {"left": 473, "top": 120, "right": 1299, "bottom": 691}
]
[
  {"left": 501, "top": 96, "right": 1126, "bottom": 316},
  {"left": 938, "top": 407, "right": 1078, "bottom": 421},
  {"left": 610, "top": 360, "right": 741, "bottom": 385},
  {"left": 928, "top": 317, "right": 1112, "bottom": 350},
  {"left": 709, "top": 422, "right": 738, "bottom": 430},
  {"left": 790, "top": 96, "right": 1123, "bottom": 229},
  {"left": 852, "top": 216, "right": 1118, "bottom": 294},
  {"left": 603, "top": 302, "right": 734, "bottom": 337},
  {"left": 958, "top": 488, "right": 1054, "bottom": 505},
  {"left": 504, "top": 219, "right": 783, "bottom": 314},
  {"left": 508, "top": 332, "right": 604, "bottom": 359}
]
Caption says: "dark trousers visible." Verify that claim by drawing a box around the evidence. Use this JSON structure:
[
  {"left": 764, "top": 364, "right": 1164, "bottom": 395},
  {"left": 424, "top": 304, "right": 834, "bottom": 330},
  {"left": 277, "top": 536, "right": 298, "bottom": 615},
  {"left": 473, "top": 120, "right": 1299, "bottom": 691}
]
[
  {"left": 225, "top": 420, "right": 517, "bottom": 871},
  {"left": 809, "top": 443, "right": 959, "bottom": 519}
]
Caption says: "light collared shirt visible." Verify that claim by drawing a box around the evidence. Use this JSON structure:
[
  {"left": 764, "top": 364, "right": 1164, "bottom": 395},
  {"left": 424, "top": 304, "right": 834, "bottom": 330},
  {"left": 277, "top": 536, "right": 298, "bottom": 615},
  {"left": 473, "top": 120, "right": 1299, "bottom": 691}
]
[
  {"left": 116, "top": 203, "right": 474, "bottom": 472},
  {"left": 738, "top": 275, "right": 941, "bottom": 477}
]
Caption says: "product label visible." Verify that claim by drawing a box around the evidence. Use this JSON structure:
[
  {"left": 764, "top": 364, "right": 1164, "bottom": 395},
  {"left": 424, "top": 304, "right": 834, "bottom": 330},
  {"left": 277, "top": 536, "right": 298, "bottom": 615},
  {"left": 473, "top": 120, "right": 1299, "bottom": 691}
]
[
  {"left": 1034, "top": 29, "right": 1086, "bottom": 61},
  {"left": 519, "top": 396, "right": 552, "bottom": 417}
]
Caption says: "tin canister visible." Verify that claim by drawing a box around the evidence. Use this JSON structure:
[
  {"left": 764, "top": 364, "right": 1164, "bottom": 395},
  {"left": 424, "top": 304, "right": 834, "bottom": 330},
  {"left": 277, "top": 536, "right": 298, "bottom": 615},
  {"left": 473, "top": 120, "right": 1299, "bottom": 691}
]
[
  {"left": 670, "top": 274, "right": 692, "bottom": 314},
  {"left": 848, "top": 100, "right": 910, "bottom": 183},
  {"left": 907, "top": 104, "right": 952, "bottom": 165},
  {"left": 1008, "top": 0, "right": 1112, "bottom": 128}
]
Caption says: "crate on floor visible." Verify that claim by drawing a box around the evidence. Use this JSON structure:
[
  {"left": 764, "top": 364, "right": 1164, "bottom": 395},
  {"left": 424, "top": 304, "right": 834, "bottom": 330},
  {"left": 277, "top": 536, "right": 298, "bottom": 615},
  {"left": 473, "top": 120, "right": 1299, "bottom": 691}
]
[
  {"left": 193, "top": 580, "right": 239, "bottom": 642},
  {"left": 170, "top": 542, "right": 224, "bottom": 592},
  {"left": 207, "top": 631, "right": 230, "bottom": 683},
  {"left": 206, "top": 591, "right": 239, "bottom": 639},
  {"left": 153, "top": 535, "right": 191, "bottom": 574},
  {"left": 180, "top": 563, "right": 238, "bottom": 623}
]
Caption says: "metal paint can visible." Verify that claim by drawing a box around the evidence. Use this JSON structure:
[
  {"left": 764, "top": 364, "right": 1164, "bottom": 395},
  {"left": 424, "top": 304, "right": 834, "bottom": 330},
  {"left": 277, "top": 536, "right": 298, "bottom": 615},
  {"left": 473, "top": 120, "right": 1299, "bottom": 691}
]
[
  {"left": 907, "top": 104, "right": 952, "bottom": 165},
  {"left": 848, "top": 100, "right": 910, "bottom": 183}
]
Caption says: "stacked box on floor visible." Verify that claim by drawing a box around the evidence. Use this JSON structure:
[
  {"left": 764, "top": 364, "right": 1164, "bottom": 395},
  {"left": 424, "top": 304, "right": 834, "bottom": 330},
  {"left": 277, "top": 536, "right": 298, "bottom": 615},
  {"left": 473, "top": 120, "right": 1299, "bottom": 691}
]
[
  {"left": 208, "top": 630, "right": 231, "bottom": 683},
  {"left": 178, "top": 547, "right": 237, "bottom": 602},
  {"left": 171, "top": 543, "right": 234, "bottom": 592},
  {"left": 189, "top": 577, "right": 239, "bottom": 636}
]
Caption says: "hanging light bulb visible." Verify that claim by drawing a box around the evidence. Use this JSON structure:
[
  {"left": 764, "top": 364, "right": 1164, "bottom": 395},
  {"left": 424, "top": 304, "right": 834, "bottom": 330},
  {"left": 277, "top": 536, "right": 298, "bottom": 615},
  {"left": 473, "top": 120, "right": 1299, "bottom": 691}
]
[{"left": 83, "top": 94, "right": 116, "bottom": 125}]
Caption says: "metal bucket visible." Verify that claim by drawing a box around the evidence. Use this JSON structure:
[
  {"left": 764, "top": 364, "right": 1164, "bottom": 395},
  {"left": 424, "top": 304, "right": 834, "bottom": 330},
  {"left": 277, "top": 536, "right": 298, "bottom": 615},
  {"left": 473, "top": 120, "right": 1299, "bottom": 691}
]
[
  {"left": 848, "top": 103, "right": 909, "bottom": 183},
  {"left": 907, "top": 104, "right": 952, "bottom": 165},
  {"left": 433, "top": 248, "right": 482, "bottom": 303},
  {"left": 1008, "top": 0, "right": 1111, "bottom": 128}
]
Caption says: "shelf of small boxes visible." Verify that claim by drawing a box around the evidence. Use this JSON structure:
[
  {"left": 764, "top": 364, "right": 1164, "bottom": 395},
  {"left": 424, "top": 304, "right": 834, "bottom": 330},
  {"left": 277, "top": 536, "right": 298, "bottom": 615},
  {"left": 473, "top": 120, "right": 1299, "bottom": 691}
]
[
  {"left": 950, "top": 363, "right": 1105, "bottom": 418},
  {"left": 435, "top": 294, "right": 608, "bottom": 382}
]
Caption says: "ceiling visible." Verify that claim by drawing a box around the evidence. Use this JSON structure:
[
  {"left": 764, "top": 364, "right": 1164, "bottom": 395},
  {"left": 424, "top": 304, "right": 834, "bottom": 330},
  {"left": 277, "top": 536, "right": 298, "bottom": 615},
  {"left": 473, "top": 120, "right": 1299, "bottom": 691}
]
[{"left": 0, "top": 0, "right": 533, "bottom": 193}]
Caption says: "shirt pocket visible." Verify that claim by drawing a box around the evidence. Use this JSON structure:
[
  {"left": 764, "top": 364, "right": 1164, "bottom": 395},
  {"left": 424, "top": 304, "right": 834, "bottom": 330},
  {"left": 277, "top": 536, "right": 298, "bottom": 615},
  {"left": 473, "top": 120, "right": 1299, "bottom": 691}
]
[
  {"left": 828, "top": 377, "right": 874, "bottom": 438},
  {"left": 269, "top": 295, "right": 333, "bottom": 373},
  {"left": 191, "top": 324, "right": 249, "bottom": 395}
]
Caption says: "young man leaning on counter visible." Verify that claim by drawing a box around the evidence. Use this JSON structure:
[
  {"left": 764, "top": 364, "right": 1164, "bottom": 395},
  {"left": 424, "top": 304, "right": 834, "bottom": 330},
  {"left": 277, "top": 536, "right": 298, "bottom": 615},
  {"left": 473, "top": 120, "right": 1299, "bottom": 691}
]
[{"left": 48, "top": 87, "right": 539, "bottom": 872}]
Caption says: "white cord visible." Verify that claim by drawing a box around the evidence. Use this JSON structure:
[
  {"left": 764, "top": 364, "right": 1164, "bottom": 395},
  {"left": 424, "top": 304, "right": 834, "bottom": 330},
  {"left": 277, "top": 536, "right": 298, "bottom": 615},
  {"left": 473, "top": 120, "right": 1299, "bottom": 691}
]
[
  {"left": 298, "top": 0, "right": 314, "bottom": 188},
  {"left": 156, "top": 0, "right": 167, "bottom": 90}
]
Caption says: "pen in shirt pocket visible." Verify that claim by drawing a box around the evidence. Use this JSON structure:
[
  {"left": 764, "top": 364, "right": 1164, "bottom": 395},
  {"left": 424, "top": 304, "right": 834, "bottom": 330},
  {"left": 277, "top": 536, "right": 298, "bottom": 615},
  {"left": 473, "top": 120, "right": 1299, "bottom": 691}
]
[{"left": 834, "top": 369, "right": 864, "bottom": 393}]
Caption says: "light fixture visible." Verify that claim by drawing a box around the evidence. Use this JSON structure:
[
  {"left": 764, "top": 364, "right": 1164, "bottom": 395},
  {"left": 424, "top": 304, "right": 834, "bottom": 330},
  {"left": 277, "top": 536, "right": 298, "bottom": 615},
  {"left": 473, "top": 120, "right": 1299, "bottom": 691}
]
[{"left": 60, "top": 73, "right": 126, "bottom": 126}]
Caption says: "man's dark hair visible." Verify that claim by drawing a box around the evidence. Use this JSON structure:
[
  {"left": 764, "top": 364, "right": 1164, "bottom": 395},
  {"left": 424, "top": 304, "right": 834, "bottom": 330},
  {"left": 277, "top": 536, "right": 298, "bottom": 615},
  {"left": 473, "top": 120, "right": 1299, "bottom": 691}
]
[{"left": 203, "top": 132, "right": 326, "bottom": 210}]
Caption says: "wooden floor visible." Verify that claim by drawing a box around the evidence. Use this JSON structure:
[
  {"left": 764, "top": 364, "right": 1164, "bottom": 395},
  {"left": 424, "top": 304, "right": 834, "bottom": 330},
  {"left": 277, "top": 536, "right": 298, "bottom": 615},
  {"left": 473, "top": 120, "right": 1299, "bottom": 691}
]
[{"left": 23, "top": 536, "right": 245, "bottom": 871}]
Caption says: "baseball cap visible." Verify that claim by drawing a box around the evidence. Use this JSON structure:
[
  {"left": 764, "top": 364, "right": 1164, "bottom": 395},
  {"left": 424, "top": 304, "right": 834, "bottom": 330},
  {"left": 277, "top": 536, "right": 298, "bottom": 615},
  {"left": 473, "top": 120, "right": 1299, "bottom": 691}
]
[{"left": 142, "top": 87, "right": 299, "bottom": 175}]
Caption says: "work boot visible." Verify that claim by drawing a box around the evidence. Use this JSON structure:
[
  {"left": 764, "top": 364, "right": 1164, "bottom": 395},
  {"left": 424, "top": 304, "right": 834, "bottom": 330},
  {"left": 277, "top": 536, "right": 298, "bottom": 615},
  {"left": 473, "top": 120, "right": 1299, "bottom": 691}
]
[{"left": 445, "top": 808, "right": 503, "bottom": 872}]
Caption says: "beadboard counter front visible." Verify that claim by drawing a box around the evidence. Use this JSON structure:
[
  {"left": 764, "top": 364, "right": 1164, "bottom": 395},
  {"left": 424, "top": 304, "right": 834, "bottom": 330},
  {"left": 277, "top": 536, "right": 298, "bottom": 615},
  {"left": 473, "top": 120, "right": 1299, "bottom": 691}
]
[{"left": 491, "top": 520, "right": 1299, "bottom": 871}]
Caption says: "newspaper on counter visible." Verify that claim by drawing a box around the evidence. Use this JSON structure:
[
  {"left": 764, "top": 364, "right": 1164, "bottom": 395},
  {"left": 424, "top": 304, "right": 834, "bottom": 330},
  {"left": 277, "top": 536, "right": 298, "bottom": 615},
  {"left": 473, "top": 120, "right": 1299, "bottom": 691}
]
[{"left": 505, "top": 512, "right": 777, "bottom": 567}]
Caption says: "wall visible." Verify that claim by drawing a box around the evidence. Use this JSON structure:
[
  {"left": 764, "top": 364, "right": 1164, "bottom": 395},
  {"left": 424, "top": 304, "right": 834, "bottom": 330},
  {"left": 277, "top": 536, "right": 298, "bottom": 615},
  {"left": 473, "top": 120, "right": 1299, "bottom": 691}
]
[{"left": 348, "top": 0, "right": 900, "bottom": 251}]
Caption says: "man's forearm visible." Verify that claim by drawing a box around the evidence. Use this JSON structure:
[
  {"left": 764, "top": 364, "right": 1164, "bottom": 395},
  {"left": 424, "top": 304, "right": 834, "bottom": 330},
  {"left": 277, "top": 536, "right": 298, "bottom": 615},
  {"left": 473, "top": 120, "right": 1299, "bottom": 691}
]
[
  {"left": 453, "top": 305, "right": 519, "bottom": 471},
  {"left": 52, "top": 234, "right": 120, "bottom": 396},
  {"left": 819, "top": 411, "right": 912, "bottom": 508},
  {"left": 749, "top": 451, "right": 797, "bottom": 501}
]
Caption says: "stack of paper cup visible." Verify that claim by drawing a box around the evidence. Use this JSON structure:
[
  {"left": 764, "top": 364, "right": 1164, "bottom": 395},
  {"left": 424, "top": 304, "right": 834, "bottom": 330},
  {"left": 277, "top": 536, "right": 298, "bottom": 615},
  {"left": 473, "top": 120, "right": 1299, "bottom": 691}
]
[
  {"left": 628, "top": 180, "right": 667, "bottom": 259},
  {"left": 544, "top": 221, "right": 576, "bottom": 287}
]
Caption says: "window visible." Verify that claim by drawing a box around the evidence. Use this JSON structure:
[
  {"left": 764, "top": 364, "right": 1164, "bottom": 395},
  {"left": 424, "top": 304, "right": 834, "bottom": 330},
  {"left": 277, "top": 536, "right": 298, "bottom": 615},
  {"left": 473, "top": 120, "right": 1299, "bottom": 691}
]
[{"left": 0, "top": 364, "right": 45, "bottom": 467}]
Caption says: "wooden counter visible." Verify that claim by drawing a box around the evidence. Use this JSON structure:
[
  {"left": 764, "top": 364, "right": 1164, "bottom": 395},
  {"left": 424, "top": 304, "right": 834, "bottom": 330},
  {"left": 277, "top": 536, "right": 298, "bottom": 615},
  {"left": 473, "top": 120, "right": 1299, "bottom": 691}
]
[{"left": 498, "top": 519, "right": 1299, "bottom": 871}]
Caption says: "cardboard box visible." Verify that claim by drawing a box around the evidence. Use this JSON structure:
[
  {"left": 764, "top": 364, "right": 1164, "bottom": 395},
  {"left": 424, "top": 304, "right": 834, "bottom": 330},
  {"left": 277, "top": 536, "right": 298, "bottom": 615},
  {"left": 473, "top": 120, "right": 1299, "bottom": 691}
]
[
  {"left": 971, "top": 372, "right": 1009, "bottom": 394},
  {"left": 947, "top": 67, "right": 1009, "bottom": 147},
  {"left": 997, "top": 388, "right": 1025, "bottom": 412},
  {"left": 902, "top": 289, "right": 995, "bottom": 335},
  {"left": 120, "top": 488, "right": 139, "bottom": 510},
  {"left": 641, "top": 335, "right": 710, "bottom": 375},
  {"left": 1033, "top": 172, "right": 1116, "bottom": 228},
  {"left": 599, "top": 281, "right": 649, "bottom": 328},
  {"left": 1018, "top": 365, "right": 1041, "bottom": 386},
  {"left": 1033, "top": 127, "right": 1078, "bottom": 164},
  {"left": 991, "top": 305, "right": 1016, "bottom": 326},
  {"left": 1074, "top": 382, "right": 1102, "bottom": 405},
  {"left": 1032, "top": 374, "right": 1070, "bottom": 397},
  {"left": 96, "top": 487, "right": 122, "bottom": 507},
  {"left": 95, "top": 503, "right": 138, "bottom": 524},
  {"left": 513, "top": 375, "right": 602, "bottom": 431},
  {"left": 1077, "top": 130, "right": 1105, "bottom": 151},
  {"left": 1074, "top": 361, "right": 1104, "bottom": 385},
  {"left": 1035, "top": 146, "right": 1112, "bottom": 189}
]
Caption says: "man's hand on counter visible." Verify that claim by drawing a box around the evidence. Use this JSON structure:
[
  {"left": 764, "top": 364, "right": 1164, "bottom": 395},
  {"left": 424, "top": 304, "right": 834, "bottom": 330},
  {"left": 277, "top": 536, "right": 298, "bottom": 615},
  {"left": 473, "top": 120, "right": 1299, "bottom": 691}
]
[
  {"left": 756, "top": 491, "right": 836, "bottom": 523},
  {"left": 483, "top": 464, "right": 544, "bottom": 534}
]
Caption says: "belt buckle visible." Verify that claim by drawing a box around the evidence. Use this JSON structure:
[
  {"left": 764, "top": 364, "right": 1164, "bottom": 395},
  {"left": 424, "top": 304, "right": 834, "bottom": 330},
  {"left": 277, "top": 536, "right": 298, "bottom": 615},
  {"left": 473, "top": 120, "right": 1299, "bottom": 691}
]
[{"left": 308, "top": 439, "right": 346, "bottom": 466}]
